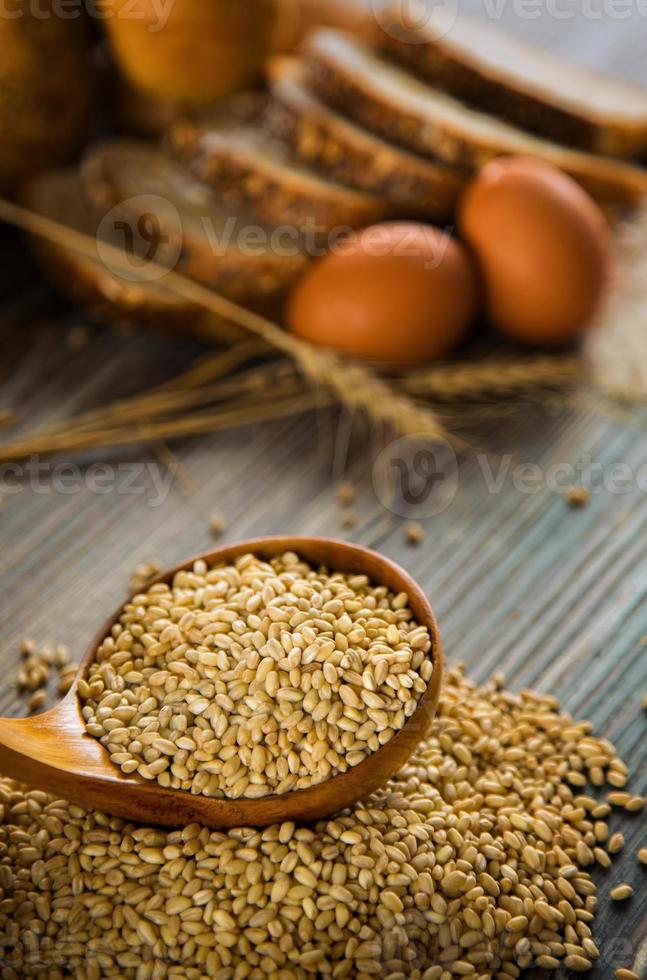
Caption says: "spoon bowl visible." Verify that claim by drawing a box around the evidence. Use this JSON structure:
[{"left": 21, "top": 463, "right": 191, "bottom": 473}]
[{"left": 0, "top": 537, "right": 442, "bottom": 827}]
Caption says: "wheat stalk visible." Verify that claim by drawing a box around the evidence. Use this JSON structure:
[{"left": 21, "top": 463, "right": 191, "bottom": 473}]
[
  {"left": 0, "top": 391, "right": 324, "bottom": 462},
  {"left": 294, "top": 344, "right": 450, "bottom": 438},
  {"left": 399, "top": 356, "right": 584, "bottom": 399},
  {"left": 31, "top": 341, "right": 271, "bottom": 438},
  {"left": 0, "top": 197, "right": 449, "bottom": 443},
  {"left": 36, "top": 357, "right": 294, "bottom": 440}
]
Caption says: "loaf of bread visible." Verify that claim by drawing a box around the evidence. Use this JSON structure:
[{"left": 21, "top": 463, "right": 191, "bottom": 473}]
[
  {"left": 267, "top": 56, "right": 465, "bottom": 220},
  {"left": 303, "top": 29, "right": 647, "bottom": 209},
  {"left": 22, "top": 169, "right": 236, "bottom": 338},
  {"left": 381, "top": 1, "right": 647, "bottom": 158},
  {"left": 81, "top": 140, "right": 309, "bottom": 313},
  {"left": 169, "top": 99, "right": 387, "bottom": 233}
]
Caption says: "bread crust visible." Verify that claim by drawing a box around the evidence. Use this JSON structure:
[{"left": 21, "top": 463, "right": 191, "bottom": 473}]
[
  {"left": 383, "top": 8, "right": 647, "bottom": 159},
  {"left": 81, "top": 140, "right": 309, "bottom": 313},
  {"left": 169, "top": 116, "right": 387, "bottom": 232},
  {"left": 22, "top": 169, "right": 243, "bottom": 341},
  {"left": 267, "top": 57, "right": 464, "bottom": 220},
  {"left": 303, "top": 31, "right": 647, "bottom": 210}
]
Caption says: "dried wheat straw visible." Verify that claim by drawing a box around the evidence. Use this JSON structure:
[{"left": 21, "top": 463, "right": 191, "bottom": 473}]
[
  {"left": 400, "top": 356, "right": 584, "bottom": 399},
  {"left": 36, "top": 340, "right": 269, "bottom": 438},
  {"left": 0, "top": 391, "right": 323, "bottom": 462}
]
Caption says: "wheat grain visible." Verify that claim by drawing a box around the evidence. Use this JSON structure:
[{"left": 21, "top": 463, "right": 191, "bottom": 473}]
[
  {"left": 0, "top": 663, "right": 641, "bottom": 977},
  {"left": 80, "top": 551, "right": 432, "bottom": 798},
  {"left": 400, "top": 355, "right": 584, "bottom": 399},
  {"left": 609, "top": 884, "right": 634, "bottom": 901}
]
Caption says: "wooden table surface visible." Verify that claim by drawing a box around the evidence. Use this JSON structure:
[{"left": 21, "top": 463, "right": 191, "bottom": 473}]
[{"left": 1, "top": 8, "right": 647, "bottom": 978}]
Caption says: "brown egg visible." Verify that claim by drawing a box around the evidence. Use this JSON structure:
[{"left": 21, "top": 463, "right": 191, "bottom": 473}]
[
  {"left": 459, "top": 156, "right": 611, "bottom": 346},
  {"left": 286, "top": 222, "right": 478, "bottom": 364}
]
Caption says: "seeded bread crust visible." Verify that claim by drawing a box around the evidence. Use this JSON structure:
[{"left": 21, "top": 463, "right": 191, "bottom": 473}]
[
  {"left": 266, "top": 56, "right": 465, "bottom": 221},
  {"left": 169, "top": 116, "right": 387, "bottom": 232},
  {"left": 81, "top": 140, "right": 309, "bottom": 313},
  {"left": 21, "top": 169, "right": 237, "bottom": 338},
  {"left": 387, "top": 36, "right": 618, "bottom": 157},
  {"left": 382, "top": 6, "right": 647, "bottom": 159},
  {"left": 303, "top": 30, "right": 647, "bottom": 210},
  {"left": 31, "top": 237, "right": 205, "bottom": 334}
]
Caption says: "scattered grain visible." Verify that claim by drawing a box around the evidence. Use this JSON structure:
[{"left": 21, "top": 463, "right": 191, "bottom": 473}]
[
  {"left": 608, "top": 832, "right": 625, "bottom": 854},
  {"left": 564, "top": 954, "right": 593, "bottom": 971},
  {"left": 27, "top": 690, "right": 46, "bottom": 713},
  {"left": 637, "top": 848, "right": 647, "bottom": 865},
  {"left": 566, "top": 485, "right": 590, "bottom": 508},
  {"left": 13, "top": 638, "right": 76, "bottom": 711},
  {"left": 405, "top": 521, "right": 425, "bottom": 545},
  {"left": 58, "top": 668, "right": 79, "bottom": 696},
  {"left": 608, "top": 791, "right": 631, "bottom": 807},
  {"left": 129, "top": 559, "right": 162, "bottom": 593},
  {"left": 1, "top": 663, "right": 639, "bottom": 977},
  {"left": 609, "top": 884, "right": 634, "bottom": 901},
  {"left": 209, "top": 512, "right": 225, "bottom": 536},
  {"left": 615, "top": 968, "right": 640, "bottom": 979},
  {"left": 626, "top": 795, "right": 645, "bottom": 812},
  {"left": 336, "top": 481, "right": 356, "bottom": 506}
]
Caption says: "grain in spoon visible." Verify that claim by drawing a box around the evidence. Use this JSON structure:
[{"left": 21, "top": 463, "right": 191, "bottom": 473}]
[{"left": 0, "top": 537, "right": 442, "bottom": 827}]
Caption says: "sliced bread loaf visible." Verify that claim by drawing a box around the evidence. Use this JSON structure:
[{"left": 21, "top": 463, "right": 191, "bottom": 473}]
[
  {"left": 381, "top": 2, "right": 647, "bottom": 158},
  {"left": 81, "top": 139, "right": 309, "bottom": 313},
  {"left": 303, "top": 29, "right": 647, "bottom": 209},
  {"left": 168, "top": 100, "right": 387, "bottom": 233},
  {"left": 22, "top": 168, "right": 232, "bottom": 337},
  {"left": 267, "top": 56, "right": 465, "bottom": 220}
]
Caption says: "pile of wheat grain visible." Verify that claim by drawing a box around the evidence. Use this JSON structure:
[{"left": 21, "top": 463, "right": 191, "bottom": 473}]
[{"left": 1, "top": 664, "right": 644, "bottom": 978}]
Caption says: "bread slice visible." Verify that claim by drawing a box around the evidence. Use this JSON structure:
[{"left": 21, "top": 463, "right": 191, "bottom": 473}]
[
  {"left": 22, "top": 168, "right": 238, "bottom": 339},
  {"left": 267, "top": 56, "right": 465, "bottom": 220},
  {"left": 80, "top": 139, "right": 309, "bottom": 313},
  {"left": 169, "top": 99, "right": 388, "bottom": 232},
  {"left": 303, "top": 29, "right": 647, "bottom": 210},
  {"left": 381, "top": 2, "right": 647, "bottom": 159}
]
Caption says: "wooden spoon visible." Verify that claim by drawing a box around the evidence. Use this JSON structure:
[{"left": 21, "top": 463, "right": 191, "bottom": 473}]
[{"left": 0, "top": 537, "right": 442, "bottom": 828}]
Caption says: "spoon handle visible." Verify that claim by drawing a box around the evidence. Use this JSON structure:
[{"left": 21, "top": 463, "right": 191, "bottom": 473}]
[{"left": 0, "top": 699, "right": 88, "bottom": 786}]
